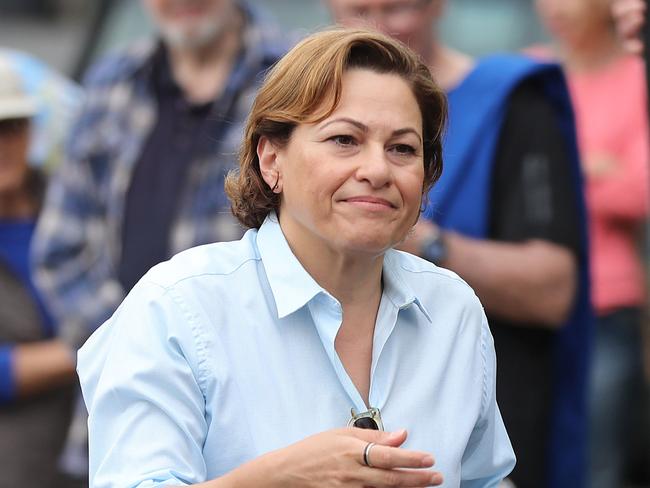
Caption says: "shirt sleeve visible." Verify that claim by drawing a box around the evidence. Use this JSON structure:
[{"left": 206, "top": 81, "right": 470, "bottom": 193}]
[
  {"left": 31, "top": 102, "right": 125, "bottom": 351},
  {"left": 0, "top": 345, "right": 16, "bottom": 404},
  {"left": 460, "top": 315, "right": 516, "bottom": 487},
  {"left": 78, "top": 279, "right": 209, "bottom": 488}
]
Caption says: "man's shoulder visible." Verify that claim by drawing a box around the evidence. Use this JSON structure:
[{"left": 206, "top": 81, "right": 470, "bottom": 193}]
[
  {"left": 457, "top": 53, "right": 563, "bottom": 101},
  {"left": 81, "top": 40, "right": 156, "bottom": 88},
  {"left": 475, "top": 53, "right": 558, "bottom": 80},
  {"left": 455, "top": 52, "right": 570, "bottom": 144}
]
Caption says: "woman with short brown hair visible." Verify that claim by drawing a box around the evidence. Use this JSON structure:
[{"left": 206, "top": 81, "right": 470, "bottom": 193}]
[
  {"left": 79, "top": 28, "right": 515, "bottom": 488},
  {"left": 226, "top": 28, "right": 446, "bottom": 229}
]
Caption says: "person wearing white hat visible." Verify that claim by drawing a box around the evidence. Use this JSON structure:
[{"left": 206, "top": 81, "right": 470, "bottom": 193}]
[
  {"left": 0, "top": 59, "right": 37, "bottom": 195},
  {"left": 0, "top": 60, "right": 79, "bottom": 487},
  {"left": 0, "top": 48, "right": 82, "bottom": 173}
]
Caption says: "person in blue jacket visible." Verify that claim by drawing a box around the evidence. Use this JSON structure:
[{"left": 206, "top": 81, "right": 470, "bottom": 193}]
[{"left": 328, "top": 1, "right": 592, "bottom": 487}]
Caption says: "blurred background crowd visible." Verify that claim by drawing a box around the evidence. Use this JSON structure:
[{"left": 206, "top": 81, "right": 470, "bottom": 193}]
[
  {"left": 0, "top": 0, "right": 648, "bottom": 487},
  {"left": 0, "top": 0, "right": 549, "bottom": 77}
]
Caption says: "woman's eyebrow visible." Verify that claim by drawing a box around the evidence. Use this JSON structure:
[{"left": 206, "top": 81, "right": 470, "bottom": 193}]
[
  {"left": 318, "top": 117, "right": 368, "bottom": 132},
  {"left": 319, "top": 118, "right": 422, "bottom": 142},
  {"left": 392, "top": 128, "right": 422, "bottom": 144}
]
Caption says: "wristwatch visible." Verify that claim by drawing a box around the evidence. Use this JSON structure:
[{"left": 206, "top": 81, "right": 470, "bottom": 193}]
[{"left": 419, "top": 228, "right": 448, "bottom": 266}]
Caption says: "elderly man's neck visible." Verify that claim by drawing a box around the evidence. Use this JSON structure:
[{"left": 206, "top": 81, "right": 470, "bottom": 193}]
[
  {"left": 166, "top": 7, "right": 246, "bottom": 104},
  {"left": 558, "top": 30, "right": 625, "bottom": 73},
  {"left": 427, "top": 41, "right": 475, "bottom": 92}
]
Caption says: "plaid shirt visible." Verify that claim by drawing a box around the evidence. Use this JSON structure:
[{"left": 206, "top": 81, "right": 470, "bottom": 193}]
[{"left": 32, "top": 4, "right": 286, "bottom": 351}]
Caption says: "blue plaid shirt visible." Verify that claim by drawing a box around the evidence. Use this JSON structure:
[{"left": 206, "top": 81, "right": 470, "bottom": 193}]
[{"left": 32, "top": 4, "right": 286, "bottom": 352}]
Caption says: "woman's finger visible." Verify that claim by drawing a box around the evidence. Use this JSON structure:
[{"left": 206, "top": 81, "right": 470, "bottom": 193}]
[
  {"left": 622, "top": 38, "right": 644, "bottom": 54},
  {"left": 347, "top": 427, "right": 408, "bottom": 447},
  {"left": 613, "top": 0, "right": 646, "bottom": 38},
  {"left": 612, "top": 0, "right": 645, "bottom": 18},
  {"left": 612, "top": 0, "right": 646, "bottom": 54},
  {"left": 361, "top": 444, "right": 435, "bottom": 470},
  {"left": 359, "top": 466, "right": 444, "bottom": 487},
  {"left": 619, "top": 13, "right": 645, "bottom": 36}
]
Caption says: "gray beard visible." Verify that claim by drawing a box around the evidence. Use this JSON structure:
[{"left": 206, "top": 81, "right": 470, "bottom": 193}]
[{"left": 158, "top": 16, "right": 226, "bottom": 50}]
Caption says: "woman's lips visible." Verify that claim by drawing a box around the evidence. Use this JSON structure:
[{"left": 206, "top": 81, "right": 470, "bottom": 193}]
[{"left": 343, "top": 196, "right": 396, "bottom": 209}]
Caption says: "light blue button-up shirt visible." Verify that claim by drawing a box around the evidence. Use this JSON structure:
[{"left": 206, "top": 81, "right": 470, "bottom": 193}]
[{"left": 78, "top": 215, "right": 515, "bottom": 488}]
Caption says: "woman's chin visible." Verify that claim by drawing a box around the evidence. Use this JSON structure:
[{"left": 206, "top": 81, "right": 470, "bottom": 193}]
[{"left": 332, "top": 232, "right": 400, "bottom": 257}]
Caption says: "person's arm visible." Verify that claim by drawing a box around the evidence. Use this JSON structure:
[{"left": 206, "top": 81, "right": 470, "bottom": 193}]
[
  {"left": 402, "top": 222, "right": 575, "bottom": 328},
  {"left": 444, "top": 231, "right": 575, "bottom": 328},
  {"left": 612, "top": 0, "right": 646, "bottom": 53},
  {"left": 31, "top": 94, "right": 125, "bottom": 351},
  {"left": 79, "top": 280, "right": 442, "bottom": 488},
  {"left": 12, "top": 339, "right": 76, "bottom": 397},
  {"left": 0, "top": 340, "right": 75, "bottom": 404},
  {"left": 405, "top": 82, "right": 581, "bottom": 328},
  {"left": 192, "top": 428, "right": 438, "bottom": 488},
  {"left": 584, "top": 131, "right": 649, "bottom": 222}
]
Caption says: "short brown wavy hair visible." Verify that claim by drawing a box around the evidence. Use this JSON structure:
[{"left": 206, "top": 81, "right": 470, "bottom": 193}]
[{"left": 225, "top": 27, "right": 447, "bottom": 229}]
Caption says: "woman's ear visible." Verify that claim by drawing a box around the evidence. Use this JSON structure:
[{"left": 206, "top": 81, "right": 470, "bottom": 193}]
[{"left": 257, "top": 136, "right": 282, "bottom": 193}]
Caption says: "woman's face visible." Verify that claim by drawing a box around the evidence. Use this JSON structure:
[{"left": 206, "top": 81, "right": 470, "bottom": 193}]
[
  {"left": 535, "top": 0, "right": 612, "bottom": 47},
  {"left": 0, "top": 119, "right": 30, "bottom": 196},
  {"left": 268, "top": 68, "right": 425, "bottom": 258}
]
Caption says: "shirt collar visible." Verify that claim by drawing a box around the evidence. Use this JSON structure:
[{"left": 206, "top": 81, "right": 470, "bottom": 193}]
[
  {"left": 257, "top": 215, "right": 433, "bottom": 324},
  {"left": 256, "top": 214, "right": 325, "bottom": 319},
  {"left": 150, "top": 46, "right": 181, "bottom": 100},
  {"left": 382, "top": 250, "right": 433, "bottom": 324}
]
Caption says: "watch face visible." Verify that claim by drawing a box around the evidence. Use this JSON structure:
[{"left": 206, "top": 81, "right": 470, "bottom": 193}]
[{"left": 422, "top": 235, "right": 447, "bottom": 265}]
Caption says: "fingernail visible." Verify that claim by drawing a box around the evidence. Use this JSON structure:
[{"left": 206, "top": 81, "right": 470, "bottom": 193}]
[
  {"left": 389, "top": 428, "right": 406, "bottom": 438},
  {"left": 421, "top": 455, "right": 434, "bottom": 467},
  {"left": 431, "top": 472, "right": 443, "bottom": 485}
]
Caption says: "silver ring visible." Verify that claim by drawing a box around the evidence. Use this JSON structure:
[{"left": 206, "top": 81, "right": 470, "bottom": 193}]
[{"left": 363, "top": 442, "right": 376, "bottom": 467}]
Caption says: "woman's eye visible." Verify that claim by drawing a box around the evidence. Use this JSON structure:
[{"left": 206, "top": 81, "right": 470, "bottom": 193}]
[
  {"left": 329, "top": 135, "right": 356, "bottom": 147},
  {"left": 391, "top": 144, "right": 417, "bottom": 155}
]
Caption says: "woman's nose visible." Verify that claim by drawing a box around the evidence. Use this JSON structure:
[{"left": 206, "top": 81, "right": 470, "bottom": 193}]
[{"left": 355, "top": 146, "right": 392, "bottom": 187}]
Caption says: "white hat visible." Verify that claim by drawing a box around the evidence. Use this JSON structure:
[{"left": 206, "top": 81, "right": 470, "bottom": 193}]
[{"left": 0, "top": 59, "right": 37, "bottom": 121}]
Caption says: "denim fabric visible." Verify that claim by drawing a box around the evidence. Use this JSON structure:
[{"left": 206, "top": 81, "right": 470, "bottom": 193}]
[{"left": 589, "top": 308, "right": 645, "bottom": 488}]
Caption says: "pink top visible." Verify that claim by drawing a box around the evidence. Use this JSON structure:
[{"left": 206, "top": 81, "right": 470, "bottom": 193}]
[
  {"left": 569, "top": 56, "right": 649, "bottom": 314},
  {"left": 528, "top": 49, "right": 649, "bottom": 314}
]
